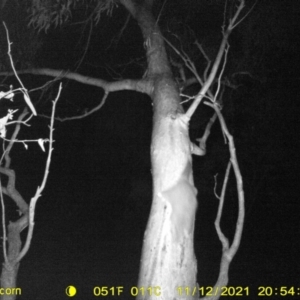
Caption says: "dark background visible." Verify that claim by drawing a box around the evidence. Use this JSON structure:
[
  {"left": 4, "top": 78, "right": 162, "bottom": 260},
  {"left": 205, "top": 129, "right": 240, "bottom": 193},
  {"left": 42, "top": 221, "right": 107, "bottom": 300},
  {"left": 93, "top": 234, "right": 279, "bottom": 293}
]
[{"left": 0, "top": 0, "right": 300, "bottom": 299}]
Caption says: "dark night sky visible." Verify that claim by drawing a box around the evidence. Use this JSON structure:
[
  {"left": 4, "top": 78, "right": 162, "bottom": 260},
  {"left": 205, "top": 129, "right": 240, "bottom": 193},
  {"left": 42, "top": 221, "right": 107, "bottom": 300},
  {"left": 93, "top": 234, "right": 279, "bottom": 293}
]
[{"left": 0, "top": 1, "right": 300, "bottom": 299}]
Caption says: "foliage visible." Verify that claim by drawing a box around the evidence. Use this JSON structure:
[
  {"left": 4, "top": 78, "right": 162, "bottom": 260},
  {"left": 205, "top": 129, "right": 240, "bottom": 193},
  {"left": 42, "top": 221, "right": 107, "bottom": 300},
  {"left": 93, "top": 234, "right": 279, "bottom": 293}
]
[{"left": 28, "top": 0, "right": 117, "bottom": 32}]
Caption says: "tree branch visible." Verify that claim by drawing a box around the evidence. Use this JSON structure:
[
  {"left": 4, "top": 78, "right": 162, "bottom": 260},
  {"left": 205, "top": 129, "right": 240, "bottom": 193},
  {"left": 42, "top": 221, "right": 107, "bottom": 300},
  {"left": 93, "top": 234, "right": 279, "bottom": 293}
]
[
  {"left": 56, "top": 91, "right": 109, "bottom": 122},
  {"left": 3, "top": 109, "right": 29, "bottom": 169},
  {"left": 0, "top": 68, "right": 154, "bottom": 95},
  {"left": 3, "top": 22, "right": 37, "bottom": 116},
  {"left": 201, "top": 101, "right": 245, "bottom": 300},
  {"left": 16, "top": 83, "right": 61, "bottom": 263},
  {"left": 186, "top": 0, "right": 245, "bottom": 120}
]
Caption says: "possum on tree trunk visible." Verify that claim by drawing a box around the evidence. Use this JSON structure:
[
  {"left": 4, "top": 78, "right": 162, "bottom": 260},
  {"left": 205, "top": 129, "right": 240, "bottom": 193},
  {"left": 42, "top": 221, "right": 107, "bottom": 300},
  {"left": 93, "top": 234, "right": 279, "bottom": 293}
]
[{"left": 161, "top": 162, "right": 198, "bottom": 242}]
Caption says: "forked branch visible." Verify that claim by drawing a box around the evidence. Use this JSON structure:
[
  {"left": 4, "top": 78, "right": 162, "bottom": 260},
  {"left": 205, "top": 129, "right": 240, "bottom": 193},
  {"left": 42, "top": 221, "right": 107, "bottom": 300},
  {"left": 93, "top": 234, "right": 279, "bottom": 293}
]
[
  {"left": 201, "top": 102, "right": 245, "bottom": 300},
  {"left": 16, "top": 84, "right": 61, "bottom": 263},
  {"left": 186, "top": 0, "right": 245, "bottom": 120}
]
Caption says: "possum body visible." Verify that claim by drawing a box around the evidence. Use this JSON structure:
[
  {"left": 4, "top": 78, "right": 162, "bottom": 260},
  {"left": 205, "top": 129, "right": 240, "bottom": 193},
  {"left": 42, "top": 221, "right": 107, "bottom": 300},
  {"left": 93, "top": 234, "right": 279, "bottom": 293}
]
[{"left": 162, "top": 178, "right": 197, "bottom": 240}]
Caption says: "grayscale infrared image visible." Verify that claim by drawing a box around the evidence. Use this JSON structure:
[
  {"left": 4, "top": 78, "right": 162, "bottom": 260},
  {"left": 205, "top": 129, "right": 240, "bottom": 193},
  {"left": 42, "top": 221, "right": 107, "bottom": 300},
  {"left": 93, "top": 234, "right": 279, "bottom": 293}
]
[{"left": 0, "top": 0, "right": 299, "bottom": 299}]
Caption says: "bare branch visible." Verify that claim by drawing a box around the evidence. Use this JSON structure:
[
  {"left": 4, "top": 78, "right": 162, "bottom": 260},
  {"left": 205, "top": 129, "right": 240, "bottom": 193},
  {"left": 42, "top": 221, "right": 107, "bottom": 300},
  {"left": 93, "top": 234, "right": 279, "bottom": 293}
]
[
  {"left": 0, "top": 113, "right": 30, "bottom": 243},
  {"left": 232, "top": 0, "right": 256, "bottom": 30},
  {"left": 0, "top": 110, "right": 30, "bottom": 262},
  {"left": 209, "top": 103, "right": 245, "bottom": 261},
  {"left": 230, "top": 0, "right": 246, "bottom": 28},
  {"left": 201, "top": 101, "right": 245, "bottom": 300},
  {"left": 214, "top": 161, "right": 231, "bottom": 249},
  {"left": 112, "top": 12, "right": 131, "bottom": 46},
  {"left": 57, "top": 91, "right": 109, "bottom": 122},
  {"left": 3, "top": 22, "right": 37, "bottom": 116},
  {"left": 3, "top": 109, "right": 29, "bottom": 169},
  {"left": 213, "top": 44, "right": 229, "bottom": 103},
  {"left": 74, "top": 19, "right": 93, "bottom": 72},
  {"left": 0, "top": 168, "right": 29, "bottom": 216},
  {"left": 195, "top": 41, "right": 211, "bottom": 81},
  {"left": 195, "top": 112, "right": 218, "bottom": 156},
  {"left": 16, "top": 83, "right": 61, "bottom": 263},
  {"left": 164, "top": 37, "right": 204, "bottom": 87},
  {"left": 0, "top": 68, "right": 154, "bottom": 95},
  {"left": 186, "top": 0, "right": 245, "bottom": 120}
]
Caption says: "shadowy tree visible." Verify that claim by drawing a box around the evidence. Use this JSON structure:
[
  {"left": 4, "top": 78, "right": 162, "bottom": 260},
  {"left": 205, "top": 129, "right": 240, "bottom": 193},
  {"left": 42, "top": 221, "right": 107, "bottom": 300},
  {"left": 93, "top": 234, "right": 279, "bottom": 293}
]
[{"left": 0, "top": 0, "right": 249, "bottom": 299}]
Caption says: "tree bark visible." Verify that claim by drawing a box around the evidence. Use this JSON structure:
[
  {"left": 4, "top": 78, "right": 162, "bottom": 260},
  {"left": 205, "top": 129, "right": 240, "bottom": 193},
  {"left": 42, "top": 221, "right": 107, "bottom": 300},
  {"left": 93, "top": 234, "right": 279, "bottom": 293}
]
[
  {"left": 0, "top": 168, "right": 29, "bottom": 300},
  {"left": 0, "top": 222, "right": 22, "bottom": 300},
  {"left": 120, "top": 1, "right": 198, "bottom": 298}
]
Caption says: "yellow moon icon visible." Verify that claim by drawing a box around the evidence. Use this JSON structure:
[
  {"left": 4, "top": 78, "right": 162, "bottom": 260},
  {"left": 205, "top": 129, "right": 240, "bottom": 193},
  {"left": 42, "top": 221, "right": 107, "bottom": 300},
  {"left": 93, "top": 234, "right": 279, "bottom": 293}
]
[{"left": 66, "top": 285, "right": 77, "bottom": 297}]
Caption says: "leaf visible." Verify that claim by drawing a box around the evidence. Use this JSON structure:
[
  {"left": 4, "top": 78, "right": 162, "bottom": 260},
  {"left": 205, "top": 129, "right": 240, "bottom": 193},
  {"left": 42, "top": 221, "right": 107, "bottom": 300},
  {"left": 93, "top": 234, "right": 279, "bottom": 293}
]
[
  {"left": 23, "top": 93, "right": 37, "bottom": 116},
  {"left": 0, "top": 91, "right": 14, "bottom": 100},
  {"left": 0, "top": 115, "right": 8, "bottom": 127},
  {"left": 0, "top": 115, "right": 9, "bottom": 138},
  {"left": 38, "top": 139, "right": 45, "bottom": 152},
  {"left": 23, "top": 143, "right": 28, "bottom": 150},
  {"left": 0, "top": 127, "right": 6, "bottom": 138}
]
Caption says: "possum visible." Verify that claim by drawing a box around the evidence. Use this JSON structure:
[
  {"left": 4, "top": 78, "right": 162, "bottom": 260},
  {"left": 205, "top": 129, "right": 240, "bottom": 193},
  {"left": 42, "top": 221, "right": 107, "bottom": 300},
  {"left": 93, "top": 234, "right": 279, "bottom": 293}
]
[{"left": 161, "top": 176, "right": 198, "bottom": 241}]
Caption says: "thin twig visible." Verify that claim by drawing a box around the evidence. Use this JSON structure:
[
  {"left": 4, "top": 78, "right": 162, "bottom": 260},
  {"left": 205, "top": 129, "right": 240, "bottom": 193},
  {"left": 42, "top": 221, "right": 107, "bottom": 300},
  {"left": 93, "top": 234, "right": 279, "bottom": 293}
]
[
  {"left": 3, "top": 22, "right": 37, "bottom": 116},
  {"left": 213, "top": 44, "right": 229, "bottom": 103},
  {"left": 57, "top": 91, "right": 109, "bottom": 122},
  {"left": 4, "top": 109, "right": 29, "bottom": 169}
]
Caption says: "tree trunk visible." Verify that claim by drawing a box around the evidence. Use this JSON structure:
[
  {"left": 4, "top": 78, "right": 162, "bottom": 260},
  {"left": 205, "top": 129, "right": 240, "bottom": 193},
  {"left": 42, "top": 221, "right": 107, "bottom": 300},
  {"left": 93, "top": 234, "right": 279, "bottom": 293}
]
[
  {"left": 0, "top": 220, "right": 24, "bottom": 300},
  {"left": 140, "top": 83, "right": 198, "bottom": 299},
  {"left": 121, "top": 1, "right": 199, "bottom": 298}
]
